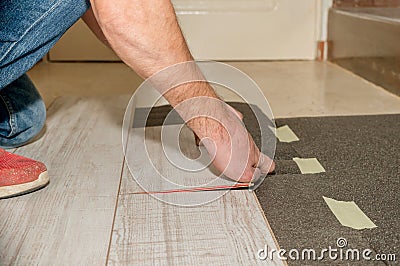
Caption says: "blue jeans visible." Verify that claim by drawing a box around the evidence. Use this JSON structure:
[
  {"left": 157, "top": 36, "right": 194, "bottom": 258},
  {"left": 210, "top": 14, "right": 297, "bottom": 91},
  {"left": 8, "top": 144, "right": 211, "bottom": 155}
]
[{"left": 0, "top": 0, "right": 90, "bottom": 148}]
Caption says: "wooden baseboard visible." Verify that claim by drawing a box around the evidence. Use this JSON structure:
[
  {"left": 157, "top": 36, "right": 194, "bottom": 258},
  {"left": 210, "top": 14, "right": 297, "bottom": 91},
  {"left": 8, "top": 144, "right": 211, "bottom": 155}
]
[{"left": 317, "top": 41, "right": 328, "bottom": 61}]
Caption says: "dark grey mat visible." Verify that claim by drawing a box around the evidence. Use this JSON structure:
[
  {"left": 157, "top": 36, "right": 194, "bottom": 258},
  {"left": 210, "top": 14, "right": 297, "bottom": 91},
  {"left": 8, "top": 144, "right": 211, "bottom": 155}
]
[{"left": 256, "top": 114, "right": 399, "bottom": 265}]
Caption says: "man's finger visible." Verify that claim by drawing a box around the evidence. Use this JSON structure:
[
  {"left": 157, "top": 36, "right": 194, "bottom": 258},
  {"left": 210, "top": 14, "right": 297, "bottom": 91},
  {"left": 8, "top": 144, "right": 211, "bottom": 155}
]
[
  {"left": 251, "top": 167, "right": 262, "bottom": 183},
  {"left": 194, "top": 132, "right": 202, "bottom": 146},
  {"left": 257, "top": 152, "right": 275, "bottom": 174},
  {"left": 238, "top": 166, "right": 261, "bottom": 183}
]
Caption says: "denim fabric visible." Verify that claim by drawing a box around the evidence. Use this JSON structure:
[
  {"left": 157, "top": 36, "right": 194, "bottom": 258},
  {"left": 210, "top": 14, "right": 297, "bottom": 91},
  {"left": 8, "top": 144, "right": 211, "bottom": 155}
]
[
  {"left": 0, "top": 74, "right": 46, "bottom": 148},
  {"left": 0, "top": 0, "right": 90, "bottom": 147}
]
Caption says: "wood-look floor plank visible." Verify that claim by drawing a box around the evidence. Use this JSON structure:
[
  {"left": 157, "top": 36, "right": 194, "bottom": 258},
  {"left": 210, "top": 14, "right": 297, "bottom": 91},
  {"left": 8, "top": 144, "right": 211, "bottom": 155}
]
[
  {"left": 0, "top": 96, "right": 128, "bottom": 265},
  {"left": 109, "top": 166, "right": 282, "bottom": 265},
  {"left": 109, "top": 125, "right": 283, "bottom": 265}
]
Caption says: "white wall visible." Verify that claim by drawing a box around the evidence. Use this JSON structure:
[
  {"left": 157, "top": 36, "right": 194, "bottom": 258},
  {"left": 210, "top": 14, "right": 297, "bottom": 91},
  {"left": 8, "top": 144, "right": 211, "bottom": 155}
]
[
  {"left": 50, "top": 0, "right": 326, "bottom": 61},
  {"left": 175, "top": 0, "right": 320, "bottom": 60}
]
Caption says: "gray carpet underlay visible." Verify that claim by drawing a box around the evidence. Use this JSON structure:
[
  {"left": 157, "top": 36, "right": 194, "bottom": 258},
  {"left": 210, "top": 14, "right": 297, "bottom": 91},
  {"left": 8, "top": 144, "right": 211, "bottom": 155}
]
[
  {"left": 258, "top": 114, "right": 399, "bottom": 265},
  {"left": 135, "top": 103, "right": 399, "bottom": 265}
]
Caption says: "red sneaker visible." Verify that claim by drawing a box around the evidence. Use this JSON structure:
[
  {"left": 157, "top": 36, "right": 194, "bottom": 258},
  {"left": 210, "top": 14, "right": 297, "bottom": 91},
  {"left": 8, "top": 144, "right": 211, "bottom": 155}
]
[{"left": 0, "top": 149, "right": 49, "bottom": 199}]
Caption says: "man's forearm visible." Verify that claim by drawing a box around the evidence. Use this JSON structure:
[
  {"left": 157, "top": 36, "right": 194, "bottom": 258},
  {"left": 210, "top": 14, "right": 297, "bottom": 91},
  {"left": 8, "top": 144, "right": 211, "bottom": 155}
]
[
  {"left": 90, "top": 0, "right": 223, "bottom": 132},
  {"left": 90, "top": 0, "right": 189, "bottom": 76}
]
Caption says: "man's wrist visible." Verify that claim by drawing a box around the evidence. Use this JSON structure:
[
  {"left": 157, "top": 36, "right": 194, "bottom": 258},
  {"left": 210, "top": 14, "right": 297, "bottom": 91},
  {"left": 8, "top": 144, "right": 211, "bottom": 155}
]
[
  {"left": 160, "top": 81, "right": 233, "bottom": 139},
  {"left": 163, "top": 82, "right": 219, "bottom": 107}
]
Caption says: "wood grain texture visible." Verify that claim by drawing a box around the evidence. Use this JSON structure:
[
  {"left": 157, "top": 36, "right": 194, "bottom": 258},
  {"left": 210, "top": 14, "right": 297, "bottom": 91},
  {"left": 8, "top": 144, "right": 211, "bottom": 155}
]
[
  {"left": 109, "top": 167, "right": 283, "bottom": 265},
  {"left": 109, "top": 125, "right": 283, "bottom": 265},
  {"left": 0, "top": 96, "right": 128, "bottom": 265}
]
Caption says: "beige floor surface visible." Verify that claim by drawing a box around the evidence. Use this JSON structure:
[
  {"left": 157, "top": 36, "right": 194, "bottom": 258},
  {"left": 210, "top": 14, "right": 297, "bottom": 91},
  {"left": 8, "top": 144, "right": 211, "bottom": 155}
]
[
  {"left": 1, "top": 61, "right": 399, "bottom": 265},
  {"left": 28, "top": 61, "right": 400, "bottom": 117}
]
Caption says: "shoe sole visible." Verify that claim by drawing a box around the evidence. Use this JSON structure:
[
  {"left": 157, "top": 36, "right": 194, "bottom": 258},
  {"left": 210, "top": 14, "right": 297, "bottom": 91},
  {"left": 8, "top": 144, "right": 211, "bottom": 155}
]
[{"left": 0, "top": 171, "right": 49, "bottom": 199}]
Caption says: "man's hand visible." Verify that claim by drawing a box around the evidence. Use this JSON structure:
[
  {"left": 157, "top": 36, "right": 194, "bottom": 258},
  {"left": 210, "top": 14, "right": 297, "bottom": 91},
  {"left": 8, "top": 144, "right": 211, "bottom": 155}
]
[{"left": 190, "top": 103, "right": 275, "bottom": 182}]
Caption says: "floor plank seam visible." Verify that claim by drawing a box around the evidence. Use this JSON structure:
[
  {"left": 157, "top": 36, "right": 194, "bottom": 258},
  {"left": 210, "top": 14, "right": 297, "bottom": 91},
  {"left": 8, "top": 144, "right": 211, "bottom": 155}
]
[{"left": 104, "top": 156, "right": 125, "bottom": 265}]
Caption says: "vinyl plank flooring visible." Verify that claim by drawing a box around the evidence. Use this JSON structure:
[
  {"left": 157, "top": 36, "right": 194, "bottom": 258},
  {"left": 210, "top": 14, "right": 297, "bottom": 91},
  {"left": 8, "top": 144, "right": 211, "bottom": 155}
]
[
  {"left": 109, "top": 167, "right": 282, "bottom": 265},
  {"left": 108, "top": 126, "right": 283, "bottom": 265},
  {"left": 0, "top": 96, "right": 128, "bottom": 265}
]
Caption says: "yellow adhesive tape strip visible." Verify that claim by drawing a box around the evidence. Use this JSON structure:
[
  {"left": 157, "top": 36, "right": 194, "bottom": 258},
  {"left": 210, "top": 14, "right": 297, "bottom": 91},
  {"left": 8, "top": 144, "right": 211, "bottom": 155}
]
[
  {"left": 293, "top": 157, "right": 326, "bottom": 174},
  {"left": 275, "top": 125, "right": 299, "bottom": 143},
  {"left": 323, "top": 196, "right": 377, "bottom": 230}
]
